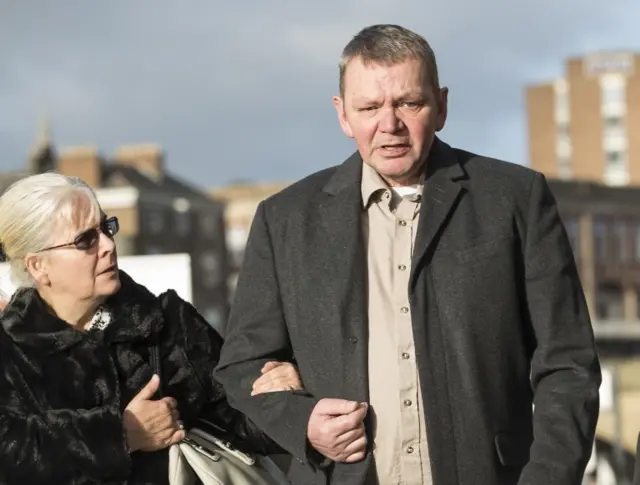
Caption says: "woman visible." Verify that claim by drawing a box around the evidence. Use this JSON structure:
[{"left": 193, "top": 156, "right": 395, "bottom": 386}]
[{"left": 0, "top": 172, "right": 302, "bottom": 484}]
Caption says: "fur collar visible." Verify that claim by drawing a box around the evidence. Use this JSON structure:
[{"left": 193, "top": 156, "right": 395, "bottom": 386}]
[{"left": 1, "top": 270, "right": 165, "bottom": 354}]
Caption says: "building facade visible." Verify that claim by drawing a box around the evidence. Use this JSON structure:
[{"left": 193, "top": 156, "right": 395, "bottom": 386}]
[
  {"left": 526, "top": 51, "right": 640, "bottom": 186},
  {"left": 210, "top": 182, "right": 290, "bottom": 297}
]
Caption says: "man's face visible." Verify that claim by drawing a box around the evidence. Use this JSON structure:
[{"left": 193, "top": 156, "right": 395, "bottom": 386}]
[{"left": 333, "top": 57, "right": 448, "bottom": 186}]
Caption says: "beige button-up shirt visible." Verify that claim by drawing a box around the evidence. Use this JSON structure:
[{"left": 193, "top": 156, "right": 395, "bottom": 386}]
[{"left": 361, "top": 163, "right": 432, "bottom": 485}]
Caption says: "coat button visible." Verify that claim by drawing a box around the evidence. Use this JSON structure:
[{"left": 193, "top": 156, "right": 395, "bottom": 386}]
[
  {"left": 399, "top": 220, "right": 407, "bottom": 226},
  {"left": 400, "top": 307, "right": 409, "bottom": 314},
  {"left": 403, "top": 399, "right": 412, "bottom": 407},
  {"left": 350, "top": 337, "right": 358, "bottom": 343},
  {"left": 406, "top": 446, "right": 414, "bottom": 454},
  {"left": 402, "top": 352, "right": 410, "bottom": 360}
]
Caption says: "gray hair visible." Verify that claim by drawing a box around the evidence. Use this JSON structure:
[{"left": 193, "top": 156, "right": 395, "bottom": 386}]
[
  {"left": 0, "top": 172, "right": 101, "bottom": 287},
  {"left": 339, "top": 24, "right": 440, "bottom": 98}
]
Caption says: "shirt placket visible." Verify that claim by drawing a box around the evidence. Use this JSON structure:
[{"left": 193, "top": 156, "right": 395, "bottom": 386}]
[{"left": 393, "top": 196, "right": 423, "bottom": 483}]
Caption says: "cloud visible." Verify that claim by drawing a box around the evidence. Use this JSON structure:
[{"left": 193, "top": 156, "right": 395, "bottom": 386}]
[{"left": 1, "top": 0, "right": 639, "bottom": 187}]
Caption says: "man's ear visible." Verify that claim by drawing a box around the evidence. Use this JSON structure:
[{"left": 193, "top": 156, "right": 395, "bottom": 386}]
[{"left": 333, "top": 95, "right": 354, "bottom": 139}]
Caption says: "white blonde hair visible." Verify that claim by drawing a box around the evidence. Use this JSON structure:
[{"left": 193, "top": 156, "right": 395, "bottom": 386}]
[{"left": 0, "top": 172, "right": 102, "bottom": 287}]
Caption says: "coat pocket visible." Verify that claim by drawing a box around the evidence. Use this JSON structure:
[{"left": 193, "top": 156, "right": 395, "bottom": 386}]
[{"left": 494, "top": 431, "right": 530, "bottom": 467}]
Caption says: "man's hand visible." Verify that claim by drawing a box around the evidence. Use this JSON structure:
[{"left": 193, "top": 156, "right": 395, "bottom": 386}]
[
  {"left": 123, "top": 375, "right": 186, "bottom": 452},
  {"left": 251, "top": 361, "right": 303, "bottom": 395},
  {"left": 307, "top": 398, "right": 368, "bottom": 463}
]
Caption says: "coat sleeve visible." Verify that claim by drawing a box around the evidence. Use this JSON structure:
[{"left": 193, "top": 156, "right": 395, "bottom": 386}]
[
  {"left": 518, "top": 172, "right": 601, "bottom": 485},
  {"left": 0, "top": 400, "right": 131, "bottom": 484},
  {"left": 214, "top": 201, "right": 323, "bottom": 465},
  {"left": 158, "top": 288, "right": 285, "bottom": 455}
]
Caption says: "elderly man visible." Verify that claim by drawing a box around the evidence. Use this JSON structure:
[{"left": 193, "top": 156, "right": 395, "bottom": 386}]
[{"left": 216, "top": 24, "right": 601, "bottom": 485}]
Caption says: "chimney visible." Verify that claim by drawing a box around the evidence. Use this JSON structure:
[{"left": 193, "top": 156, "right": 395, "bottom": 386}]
[
  {"left": 114, "top": 144, "right": 164, "bottom": 182},
  {"left": 57, "top": 146, "right": 102, "bottom": 188}
]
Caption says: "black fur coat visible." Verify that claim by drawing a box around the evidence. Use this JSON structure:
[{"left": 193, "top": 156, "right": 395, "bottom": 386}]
[{"left": 0, "top": 271, "right": 279, "bottom": 485}]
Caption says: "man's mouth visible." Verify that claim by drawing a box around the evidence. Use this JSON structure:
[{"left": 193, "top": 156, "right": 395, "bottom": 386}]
[{"left": 378, "top": 144, "right": 411, "bottom": 155}]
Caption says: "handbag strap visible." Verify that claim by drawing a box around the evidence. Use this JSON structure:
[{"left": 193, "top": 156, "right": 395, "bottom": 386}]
[{"left": 149, "top": 344, "right": 164, "bottom": 398}]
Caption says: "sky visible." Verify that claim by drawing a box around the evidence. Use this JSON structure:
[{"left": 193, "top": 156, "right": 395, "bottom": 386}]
[{"left": 1, "top": 1, "right": 640, "bottom": 190}]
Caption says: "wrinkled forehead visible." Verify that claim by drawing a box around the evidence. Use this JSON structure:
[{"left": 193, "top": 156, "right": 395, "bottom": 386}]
[{"left": 343, "top": 56, "right": 434, "bottom": 99}]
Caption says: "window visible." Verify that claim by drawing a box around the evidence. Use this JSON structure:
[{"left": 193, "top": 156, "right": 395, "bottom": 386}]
[
  {"left": 613, "top": 222, "right": 630, "bottom": 262},
  {"left": 553, "top": 79, "right": 570, "bottom": 126},
  {"left": 601, "top": 83, "right": 625, "bottom": 106},
  {"left": 145, "top": 209, "right": 165, "bottom": 234},
  {"left": 200, "top": 213, "right": 219, "bottom": 237},
  {"left": 604, "top": 116, "right": 623, "bottom": 129},
  {"left": 604, "top": 150, "right": 628, "bottom": 185},
  {"left": 600, "top": 73, "right": 627, "bottom": 119},
  {"left": 564, "top": 218, "right": 580, "bottom": 261},
  {"left": 174, "top": 212, "right": 191, "bottom": 236},
  {"left": 594, "top": 221, "right": 608, "bottom": 261},
  {"left": 605, "top": 150, "right": 626, "bottom": 167},
  {"left": 595, "top": 285, "right": 624, "bottom": 320},
  {"left": 200, "top": 251, "right": 221, "bottom": 288},
  {"left": 634, "top": 226, "right": 640, "bottom": 261}
]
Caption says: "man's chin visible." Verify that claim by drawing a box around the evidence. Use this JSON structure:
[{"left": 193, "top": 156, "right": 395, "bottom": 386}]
[{"left": 373, "top": 160, "right": 423, "bottom": 185}]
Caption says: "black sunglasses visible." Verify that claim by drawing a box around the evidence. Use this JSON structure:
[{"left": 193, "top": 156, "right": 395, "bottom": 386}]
[{"left": 39, "top": 217, "right": 119, "bottom": 252}]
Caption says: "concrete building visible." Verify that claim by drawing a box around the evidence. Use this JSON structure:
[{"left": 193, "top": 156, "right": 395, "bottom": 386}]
[
  {"left": 0, "top": 129, "right": 230, "bottom": 330},
  {"left": 526, "top": 51, "right": 640, "bottom": 186}
]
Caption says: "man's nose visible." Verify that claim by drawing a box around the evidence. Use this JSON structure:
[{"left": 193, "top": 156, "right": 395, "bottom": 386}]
[{"left": 378, "top": 107, "right": 404, "bottom": 133}]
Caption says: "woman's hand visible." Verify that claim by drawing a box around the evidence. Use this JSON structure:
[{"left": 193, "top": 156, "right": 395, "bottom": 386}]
[
  {"left": 251, "top": 361, "right": 303, "bottom": 396},
  {"left": 123, "top": 375, "right": 186, "bottom": 452}
]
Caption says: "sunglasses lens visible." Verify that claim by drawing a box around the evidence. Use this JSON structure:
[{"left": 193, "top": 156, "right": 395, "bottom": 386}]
[
  {"left": 75, "top": 229, "right": 99, "bottom": 250},
  {"left": 103, "top": 218, "right": 119, "bottom": 236}
]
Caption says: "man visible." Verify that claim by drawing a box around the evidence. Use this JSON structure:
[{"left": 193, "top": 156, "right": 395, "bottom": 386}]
[{"left": 216, "top": 24, "right": 601, "bottom": 485}]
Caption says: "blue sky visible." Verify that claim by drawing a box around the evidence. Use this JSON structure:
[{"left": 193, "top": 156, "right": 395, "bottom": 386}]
[{"left": 1, "top": 1, "right": 639, "bottom": 189}]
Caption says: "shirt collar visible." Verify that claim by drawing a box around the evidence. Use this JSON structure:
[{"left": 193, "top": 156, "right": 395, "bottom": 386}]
[
  {"left": 361, "top": 162, "right": 424, "bottom": 208},
  {"left": 361, "top": 163, "right": 390, "bottom": 209}
]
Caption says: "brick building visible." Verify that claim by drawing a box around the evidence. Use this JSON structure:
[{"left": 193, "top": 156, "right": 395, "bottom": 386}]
[{"left": 526, "top": 51, "right": 640, "bottom": 186}]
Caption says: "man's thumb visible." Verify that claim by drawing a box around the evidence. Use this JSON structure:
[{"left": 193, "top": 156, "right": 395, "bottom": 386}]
[
  {"left": 133, "top": 374, "right": 160, "bottom": 401},
  {"left": 316, "top": 398, "right": 359, "bottom": 416}
]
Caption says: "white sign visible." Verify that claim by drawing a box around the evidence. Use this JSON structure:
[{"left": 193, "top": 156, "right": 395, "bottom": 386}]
[
  {"left": 599, "top": 367, "right": 614, "bottom": 412},
  {"left": 0, "top": 253, "right": 192, "bottom": 303}
]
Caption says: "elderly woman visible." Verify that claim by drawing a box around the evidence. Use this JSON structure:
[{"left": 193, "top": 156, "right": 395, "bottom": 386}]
[{"left": 0, "top": 173, "right": 301, "bottom": 485}]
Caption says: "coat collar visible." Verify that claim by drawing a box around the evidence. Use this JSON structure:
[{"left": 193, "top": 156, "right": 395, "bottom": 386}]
[{"left": 1, "top": 270, "right": 164, "bottom": 354}]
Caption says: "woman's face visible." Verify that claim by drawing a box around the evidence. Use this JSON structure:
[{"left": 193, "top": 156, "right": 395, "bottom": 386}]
[{"left": 31, "top": 196, "right": 120, "bottom": 304}]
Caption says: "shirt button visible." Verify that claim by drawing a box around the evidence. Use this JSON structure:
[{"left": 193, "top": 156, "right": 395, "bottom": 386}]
[
  {"left": 349, "top": 336, "right": 358, "bottom": 343},
  {"left": 403, "top": 399, "right": 412, "bottom": 407},
  {"left": 406, "top": 446, "right": 414, "bottom": 454},
  {"left": 398, "top": 264, "right": 407, "bottom": 271},
  {"left": 399, "top": 220, "right": 407, "bottom": 226},
  {"left": 400, "top": 307, "right": 409, "bottom": 314},
  {"left": 402, "top": 352, "right": 410, "bottom": 360}
]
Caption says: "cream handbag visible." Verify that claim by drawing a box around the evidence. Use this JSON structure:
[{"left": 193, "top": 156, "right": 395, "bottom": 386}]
[{"left": 150, "top": 345, "right": 291, "bottom": 485}]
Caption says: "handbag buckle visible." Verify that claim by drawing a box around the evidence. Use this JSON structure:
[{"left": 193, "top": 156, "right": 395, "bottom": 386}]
[{"left": 182, "top": 437, "right": 220, "bottom": 462}]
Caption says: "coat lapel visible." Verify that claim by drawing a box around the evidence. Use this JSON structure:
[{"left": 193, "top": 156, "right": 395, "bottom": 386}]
[
  {"left": 410, "top": 139, "right": 466, "bottom": 289},
  {"left": 316, "top": 152, "right": 369, "bottom": 402}
]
